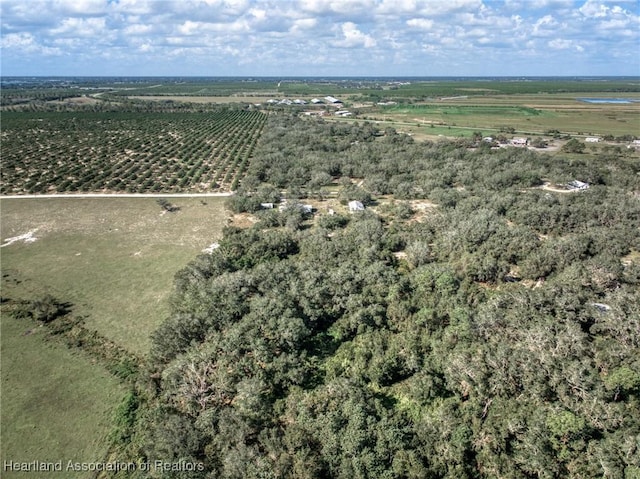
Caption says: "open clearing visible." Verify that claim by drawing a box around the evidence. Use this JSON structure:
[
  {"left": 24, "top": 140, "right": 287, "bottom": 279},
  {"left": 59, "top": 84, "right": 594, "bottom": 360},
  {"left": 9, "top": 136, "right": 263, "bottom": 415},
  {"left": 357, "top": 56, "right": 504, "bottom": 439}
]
[
  {"left": 1, "top": 314, "right": 125, "bottom": 479},
  {"left": 1, "top": 196, "right": 229, "bottom": 353},
  {"left": 1, "top": 196, "right": 228, "bottom": 478}
]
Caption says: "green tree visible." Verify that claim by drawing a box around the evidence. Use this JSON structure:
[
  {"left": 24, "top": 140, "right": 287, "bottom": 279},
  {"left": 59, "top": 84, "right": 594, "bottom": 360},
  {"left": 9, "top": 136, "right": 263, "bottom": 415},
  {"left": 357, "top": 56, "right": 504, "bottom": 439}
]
[{"left": 562, "top": 138, "right": 586, "bottom": 153}]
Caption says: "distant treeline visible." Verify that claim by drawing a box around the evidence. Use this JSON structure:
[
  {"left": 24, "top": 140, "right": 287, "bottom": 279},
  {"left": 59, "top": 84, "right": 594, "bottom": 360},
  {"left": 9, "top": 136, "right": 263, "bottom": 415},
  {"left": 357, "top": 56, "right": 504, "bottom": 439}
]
[{"left": 3, "top": 77, "right": 639, "bottom": 102}]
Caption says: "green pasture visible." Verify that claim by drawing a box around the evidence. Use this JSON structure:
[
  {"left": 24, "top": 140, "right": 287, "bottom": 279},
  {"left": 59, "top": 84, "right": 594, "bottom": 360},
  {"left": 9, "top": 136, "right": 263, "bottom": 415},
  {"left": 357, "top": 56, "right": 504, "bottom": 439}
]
[
  {"left": 358, "top": 79, "right": 640, "bottom": 99},
  {"left": 384, "top": 104, "right": 544, "bottom": 117},
  {"left": 1, "top": 197, "right": 228, "bottom": 353},
  {"left": 1, "top": 314, "right": 125, "bottom": 479},
  {"left": 365, "top": 94, "right": 640, "bottom": 137}
]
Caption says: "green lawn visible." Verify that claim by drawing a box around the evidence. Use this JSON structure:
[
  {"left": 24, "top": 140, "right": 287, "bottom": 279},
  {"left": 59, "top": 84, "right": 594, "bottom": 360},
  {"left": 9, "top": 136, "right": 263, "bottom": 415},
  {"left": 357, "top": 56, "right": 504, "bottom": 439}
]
[
  {"left": 1, "top": 314, "right": 125, "bottom": 479},
  {"left": 1, "top": 197, "right": 228, "bottom": 353}
]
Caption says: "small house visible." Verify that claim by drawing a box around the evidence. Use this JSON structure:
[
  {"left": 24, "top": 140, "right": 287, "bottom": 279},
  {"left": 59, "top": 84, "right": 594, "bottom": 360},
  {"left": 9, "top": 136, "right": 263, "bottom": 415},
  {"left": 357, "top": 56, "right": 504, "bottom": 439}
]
[{"left": 567, "top": 180, "right": 589, "bottom": 191}]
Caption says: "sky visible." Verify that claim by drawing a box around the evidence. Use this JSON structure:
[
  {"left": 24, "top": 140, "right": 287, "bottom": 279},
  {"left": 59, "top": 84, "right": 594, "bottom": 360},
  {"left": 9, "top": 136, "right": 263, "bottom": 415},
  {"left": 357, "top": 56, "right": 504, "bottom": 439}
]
[{"left": 1, "top": 0, "right": 639, "bottom": 77}]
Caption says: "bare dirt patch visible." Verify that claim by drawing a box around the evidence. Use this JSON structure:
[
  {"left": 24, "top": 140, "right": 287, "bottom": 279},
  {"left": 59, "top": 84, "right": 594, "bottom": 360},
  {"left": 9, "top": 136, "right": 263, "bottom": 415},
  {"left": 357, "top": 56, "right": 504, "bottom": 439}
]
[{"left": 1, "top": 230, "right": 39, "bottom": 247}]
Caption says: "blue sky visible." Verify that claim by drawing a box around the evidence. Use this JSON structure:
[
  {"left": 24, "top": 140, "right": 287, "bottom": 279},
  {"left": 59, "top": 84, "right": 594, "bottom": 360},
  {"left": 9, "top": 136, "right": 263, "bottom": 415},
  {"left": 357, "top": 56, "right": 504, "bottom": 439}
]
[{"left": 1, "top": 0, "right": 639, "bottom": 77}]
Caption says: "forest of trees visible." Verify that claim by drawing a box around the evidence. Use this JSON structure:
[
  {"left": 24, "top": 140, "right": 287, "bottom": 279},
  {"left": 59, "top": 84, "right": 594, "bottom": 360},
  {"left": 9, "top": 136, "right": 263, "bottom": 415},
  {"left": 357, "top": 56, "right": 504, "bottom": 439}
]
[{"left": 116, "top": 113, "right": 640, "bottom": 478}]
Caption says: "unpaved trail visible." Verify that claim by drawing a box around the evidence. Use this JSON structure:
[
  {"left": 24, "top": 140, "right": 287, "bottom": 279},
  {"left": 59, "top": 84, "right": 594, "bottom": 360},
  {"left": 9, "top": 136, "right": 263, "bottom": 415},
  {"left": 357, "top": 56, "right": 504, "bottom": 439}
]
[{"left": 0, "top": 192, "right": 233, "bottom": 199}]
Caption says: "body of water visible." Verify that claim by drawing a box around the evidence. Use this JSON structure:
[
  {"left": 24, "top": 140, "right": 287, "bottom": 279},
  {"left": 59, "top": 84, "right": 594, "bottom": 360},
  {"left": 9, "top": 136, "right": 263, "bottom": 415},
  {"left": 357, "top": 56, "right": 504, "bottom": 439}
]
[{"left": 577, "top": 97, "right": 638, "bottom": 104}]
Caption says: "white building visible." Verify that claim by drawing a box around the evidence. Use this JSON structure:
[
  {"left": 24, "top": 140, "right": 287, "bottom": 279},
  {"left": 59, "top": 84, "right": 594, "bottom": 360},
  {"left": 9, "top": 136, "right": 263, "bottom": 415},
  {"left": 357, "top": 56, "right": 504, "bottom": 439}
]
[
  {"left": 567, "top": 180, "right": 589, "bottom": 191},
  {"left": 348, "top": 200, "right": 365, "bottom": 212},
  {"left": 510, "top": 137, "right": 528, "bottom": 146}
]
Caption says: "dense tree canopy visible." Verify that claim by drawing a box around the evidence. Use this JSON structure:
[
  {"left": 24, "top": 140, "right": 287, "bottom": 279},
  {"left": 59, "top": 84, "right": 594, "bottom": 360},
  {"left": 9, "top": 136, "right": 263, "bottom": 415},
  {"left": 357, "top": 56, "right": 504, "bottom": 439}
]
[{"left": 118, "top": 113, "right": 640, "bottom": 479}]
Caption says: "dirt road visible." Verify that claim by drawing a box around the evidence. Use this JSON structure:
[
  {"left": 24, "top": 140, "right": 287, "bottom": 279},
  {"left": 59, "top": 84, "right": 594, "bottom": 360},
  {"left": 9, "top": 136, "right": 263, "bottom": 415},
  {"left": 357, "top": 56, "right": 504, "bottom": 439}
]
[{"left": 0, "top": 192, "right": 233, "bottom": 199}]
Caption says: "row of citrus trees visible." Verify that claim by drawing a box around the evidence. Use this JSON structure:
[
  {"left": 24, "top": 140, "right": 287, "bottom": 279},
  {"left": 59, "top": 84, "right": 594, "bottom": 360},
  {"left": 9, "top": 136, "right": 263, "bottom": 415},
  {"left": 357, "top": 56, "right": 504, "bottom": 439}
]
[{"left": 0, "top": 108, "right": 266, "bottom": 194}]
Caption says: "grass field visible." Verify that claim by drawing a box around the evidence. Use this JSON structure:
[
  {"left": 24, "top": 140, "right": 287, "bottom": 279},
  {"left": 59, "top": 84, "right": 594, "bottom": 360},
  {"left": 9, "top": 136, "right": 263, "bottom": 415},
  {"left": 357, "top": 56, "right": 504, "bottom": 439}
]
[
  {"left": 1, "top": 197, "right": 228, "bottom": 353},
  {"left": 1, "top": 314, "right": 125, "bottom": 479},
  {"left": 1, "top": 197, "right": 228, "bottom": 478},
  {"left": 363, "top": 93, "right": 640, "bottom": 137}
]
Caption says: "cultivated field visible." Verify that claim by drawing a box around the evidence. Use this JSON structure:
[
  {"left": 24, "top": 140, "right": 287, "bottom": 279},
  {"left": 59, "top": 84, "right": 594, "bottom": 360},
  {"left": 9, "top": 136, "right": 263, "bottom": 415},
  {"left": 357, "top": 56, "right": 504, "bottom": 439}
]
[
  {"left": 127, "top": 95, "right": 276, "bottom": 104},
  {"left": 366, "top": 93, "right": 640, "bottom": 138},
  {"left": 0, "top": 109, "right": 266, "bottom": 195}
]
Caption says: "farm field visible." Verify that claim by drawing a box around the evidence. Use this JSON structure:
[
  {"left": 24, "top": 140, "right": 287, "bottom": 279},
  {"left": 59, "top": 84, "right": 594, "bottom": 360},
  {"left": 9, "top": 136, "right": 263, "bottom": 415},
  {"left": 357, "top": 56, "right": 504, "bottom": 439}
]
[
  {"left": 1, "top": 196, "right": 229, "bottom": 353},
  {"left": 127, "top": 95, "right": 277, "bottom": 104},
  {"left": 0, "top": 108, "right": 266, "bottom": 195},
  {"left": 1, "top": 313, "right": 125, "bottom": 479},
  {"left": 363, "top": 93, "right": 640, "bottom": 138}
]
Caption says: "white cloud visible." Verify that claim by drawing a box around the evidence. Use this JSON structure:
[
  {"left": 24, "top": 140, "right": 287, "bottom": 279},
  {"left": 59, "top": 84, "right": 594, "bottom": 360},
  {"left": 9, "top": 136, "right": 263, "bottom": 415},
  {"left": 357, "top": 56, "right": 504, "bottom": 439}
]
[
  {"left": 51, "top": 0, "right": 108, "bottom": 16},
  {"left": 110, "top": 0, "right": 156, "bottom": 15},
  {"left": 406, "top": 18, "right": 434, "bottom": 30},
  {"left": 300, "top": 0, "right": 375, "bottom": 16},
  {"left": 124, "top": 23, "right": 154, "bottom": 35},
  {"left": 176, "top": 19, "right": 249, "bottom": 35},
  {"left": 290, "top": 17, "right": 318, "bottom": 34},
  {"left": 416, "top": 0, "right": 484, "bottom": 16},
  {"left": 1, "top": 32, "right": 61, "bottom": 55},
  {"left": 548, "top": 38, "right": 584, "bottom": 52},
  {"left": 532, "top": 14, "right": 560, "bottom": 36},
  {"left": 331, "top": 21, "right": 376, "bottom": 48},
  {"left": 49, "top": 17, "right": 107, "bottom": 36},
  {"left": 0, "top": 0, "right": 638, "bottom": 76},
  {"left": 504, "top": 0, "right": 573, "bottom": 10},
  {"left": 579, "top": 0, "right": 610, "bottom": 18}
]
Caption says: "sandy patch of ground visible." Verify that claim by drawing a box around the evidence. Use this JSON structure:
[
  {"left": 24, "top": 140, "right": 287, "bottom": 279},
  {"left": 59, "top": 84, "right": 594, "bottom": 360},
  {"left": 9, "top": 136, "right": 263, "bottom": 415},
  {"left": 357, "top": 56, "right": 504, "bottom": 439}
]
[
  {"left": 537, "top": 182, "right": 581, "bottom": 194},
  {"left": 202, "top": 242, "right": 220, "bottom": 254},
  {"left": 1, "top": 230, "right": 38, "bottom": 247},
  {"left": 408, "top": 199, "right": 438, "bottom": 211}
]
